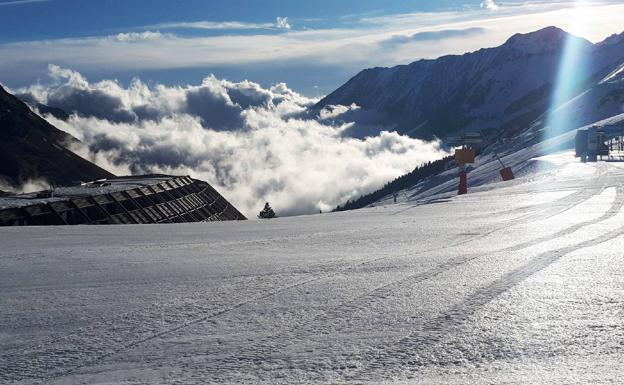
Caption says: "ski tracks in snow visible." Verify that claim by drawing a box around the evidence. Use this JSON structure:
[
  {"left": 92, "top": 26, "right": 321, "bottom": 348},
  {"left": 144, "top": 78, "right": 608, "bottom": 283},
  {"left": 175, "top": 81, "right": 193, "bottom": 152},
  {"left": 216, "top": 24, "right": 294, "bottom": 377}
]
[{"left": 4, "top": 163, "right": 624, "bottom": 384}]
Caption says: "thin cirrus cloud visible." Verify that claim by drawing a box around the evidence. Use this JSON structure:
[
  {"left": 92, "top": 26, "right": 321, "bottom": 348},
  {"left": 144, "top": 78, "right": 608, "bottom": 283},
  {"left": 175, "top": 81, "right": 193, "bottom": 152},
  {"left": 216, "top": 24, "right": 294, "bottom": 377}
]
[
  {"left": 0, "top": 0, "right": 48, "bottom": 5},
  {"left": 143, "top": 17, "right": 291, "bottom": 31},
  {"left": 1, "top": 1, "right": 624, "bottom": 93},
  {"left": 113, "top": 31, "right": 168, "bottom": 42},
  {"left": 380, "top": 27, "right": 487, "bottom": 48}
]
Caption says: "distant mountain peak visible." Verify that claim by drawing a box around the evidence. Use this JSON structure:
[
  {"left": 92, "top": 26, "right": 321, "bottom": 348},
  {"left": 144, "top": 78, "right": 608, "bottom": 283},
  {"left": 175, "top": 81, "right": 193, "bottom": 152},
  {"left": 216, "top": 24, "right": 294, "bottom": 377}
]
[
  {"left": 504, "top": 26, "right": 590, "bottom": 54},
  {"left": 316, "top": 26, "right": 624, "bottom": 141},
  {"left": 599, "top": 31, "right": 624, "bottom": 46}
]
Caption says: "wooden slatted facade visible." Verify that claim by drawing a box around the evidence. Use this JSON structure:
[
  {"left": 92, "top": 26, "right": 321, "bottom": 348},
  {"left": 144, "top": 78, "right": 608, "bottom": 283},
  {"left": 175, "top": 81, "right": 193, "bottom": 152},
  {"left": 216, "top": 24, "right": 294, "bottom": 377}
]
[{"left": 0, "top": 175, "right": 246, "bottom": 226}]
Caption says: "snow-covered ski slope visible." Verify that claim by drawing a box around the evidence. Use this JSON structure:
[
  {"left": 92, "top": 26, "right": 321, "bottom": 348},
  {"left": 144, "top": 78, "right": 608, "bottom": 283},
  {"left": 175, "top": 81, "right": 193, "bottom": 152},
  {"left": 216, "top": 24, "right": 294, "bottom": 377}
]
[
  {"left": 4, "top": 144, "right": 624, "bottom": 384},
  {"left": 376, "top": 112, "right": 624, "bottom": 207}
]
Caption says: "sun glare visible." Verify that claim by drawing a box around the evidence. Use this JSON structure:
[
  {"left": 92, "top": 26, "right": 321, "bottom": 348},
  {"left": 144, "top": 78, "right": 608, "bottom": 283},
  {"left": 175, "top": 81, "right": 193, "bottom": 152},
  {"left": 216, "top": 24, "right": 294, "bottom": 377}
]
[{"left": 544, "top": 0, "right": 592, "bottom": 140}]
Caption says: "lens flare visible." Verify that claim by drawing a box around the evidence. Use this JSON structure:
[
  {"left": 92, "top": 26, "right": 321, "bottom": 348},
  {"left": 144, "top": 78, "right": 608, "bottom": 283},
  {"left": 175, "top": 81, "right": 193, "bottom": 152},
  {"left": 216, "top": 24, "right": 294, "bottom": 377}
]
[{"left": 544, "top": 1, "right": 592, "bottom": 140}]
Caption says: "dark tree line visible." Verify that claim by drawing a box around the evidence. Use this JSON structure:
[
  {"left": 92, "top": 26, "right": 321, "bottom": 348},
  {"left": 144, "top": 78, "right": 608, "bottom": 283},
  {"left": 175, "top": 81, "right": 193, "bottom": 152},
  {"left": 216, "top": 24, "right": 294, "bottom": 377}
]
[{"left": 334, "top": 155, "right": 453, "bottom": 212}]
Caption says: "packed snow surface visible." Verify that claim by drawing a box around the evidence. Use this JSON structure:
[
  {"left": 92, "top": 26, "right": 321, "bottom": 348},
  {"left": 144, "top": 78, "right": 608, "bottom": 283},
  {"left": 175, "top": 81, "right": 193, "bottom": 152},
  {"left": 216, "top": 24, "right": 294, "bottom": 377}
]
[{"left": 3, "top": 154, "right": 624, "bottom": 384}]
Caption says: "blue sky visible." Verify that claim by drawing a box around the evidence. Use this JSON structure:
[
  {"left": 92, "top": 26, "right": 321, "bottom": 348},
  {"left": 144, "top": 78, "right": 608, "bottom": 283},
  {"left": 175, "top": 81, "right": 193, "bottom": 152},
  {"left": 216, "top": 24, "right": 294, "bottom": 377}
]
[
  {"left": 1, "top": 0, "right": 623, "bottom": 95},
  {"left": 0, "top": 0, "right": 476, "bottom": 42}
]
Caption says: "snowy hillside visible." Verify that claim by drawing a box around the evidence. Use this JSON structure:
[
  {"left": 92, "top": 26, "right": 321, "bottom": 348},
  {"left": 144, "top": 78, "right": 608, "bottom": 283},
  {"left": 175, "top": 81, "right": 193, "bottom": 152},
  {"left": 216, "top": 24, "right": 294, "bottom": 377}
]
[
  {"left": 317, "top": 26, "right": 624, "bottom": 140},
  {"left": 3, "top": 148, "right": 624, "bottom": 384},
  {"left": 355, "top": 110, "right": 624, "bottom": 211}
]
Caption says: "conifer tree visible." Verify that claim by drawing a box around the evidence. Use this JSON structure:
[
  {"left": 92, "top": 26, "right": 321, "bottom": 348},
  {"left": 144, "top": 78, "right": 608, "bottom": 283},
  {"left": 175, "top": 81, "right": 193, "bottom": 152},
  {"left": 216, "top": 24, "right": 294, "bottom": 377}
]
[{"left": 258, "top": 202, "right": 276, "bottom": 219}]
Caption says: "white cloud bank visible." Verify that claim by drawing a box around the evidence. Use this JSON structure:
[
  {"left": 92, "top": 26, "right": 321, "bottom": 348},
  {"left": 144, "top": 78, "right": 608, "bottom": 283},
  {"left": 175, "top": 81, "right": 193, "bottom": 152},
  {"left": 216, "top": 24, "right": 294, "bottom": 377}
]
[{"left": 18, "top": 66, "right": 449, "bottom": 217}]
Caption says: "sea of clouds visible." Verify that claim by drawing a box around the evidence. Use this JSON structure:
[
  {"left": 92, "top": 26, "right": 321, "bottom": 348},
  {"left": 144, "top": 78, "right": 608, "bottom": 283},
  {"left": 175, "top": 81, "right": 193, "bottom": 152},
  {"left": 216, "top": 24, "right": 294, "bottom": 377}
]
[{"left": 16, "top": 65, "right": 449, "bottom": 217}]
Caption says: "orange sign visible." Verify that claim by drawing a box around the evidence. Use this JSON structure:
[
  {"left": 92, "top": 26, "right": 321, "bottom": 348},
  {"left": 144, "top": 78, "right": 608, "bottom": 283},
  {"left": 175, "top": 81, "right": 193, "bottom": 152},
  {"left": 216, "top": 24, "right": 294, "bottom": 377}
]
[{"left": 454, "top": 149, "right": 475, "bottom": 164}]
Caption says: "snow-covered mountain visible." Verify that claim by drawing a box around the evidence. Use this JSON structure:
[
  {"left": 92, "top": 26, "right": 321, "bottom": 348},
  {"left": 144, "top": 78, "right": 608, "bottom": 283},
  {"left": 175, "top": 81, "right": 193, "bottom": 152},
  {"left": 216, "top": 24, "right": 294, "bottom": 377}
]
[
  {"left": 328, "top": 27, "right": 624, "bottom": 211},
  {"left": 317, "top": 26, "right": 624, "bottom": 140}
]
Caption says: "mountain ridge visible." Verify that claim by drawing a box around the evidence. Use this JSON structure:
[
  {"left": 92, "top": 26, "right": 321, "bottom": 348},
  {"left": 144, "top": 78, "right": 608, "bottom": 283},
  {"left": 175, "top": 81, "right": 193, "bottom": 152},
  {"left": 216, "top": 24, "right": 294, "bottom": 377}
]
[
  {"left": 0, "top": 85, "right": 114, "bottom": 188},
  {"left": 317, "top": 26, "right": 624, "bottom": 140}
]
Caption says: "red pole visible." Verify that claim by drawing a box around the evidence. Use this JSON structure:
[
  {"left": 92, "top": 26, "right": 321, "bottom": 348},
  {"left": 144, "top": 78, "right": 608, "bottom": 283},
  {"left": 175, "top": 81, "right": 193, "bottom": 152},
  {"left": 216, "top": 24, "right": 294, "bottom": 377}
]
[{"left": 458, "top": 170, "right": 468, "bottom": 195}]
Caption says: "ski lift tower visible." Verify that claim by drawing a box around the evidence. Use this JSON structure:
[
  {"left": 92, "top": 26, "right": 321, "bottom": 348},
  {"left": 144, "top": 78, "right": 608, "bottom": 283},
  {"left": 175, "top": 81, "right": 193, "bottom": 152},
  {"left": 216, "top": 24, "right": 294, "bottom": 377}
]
[{"left": 447, "top": 132, "right": 482, "bottom": 195}]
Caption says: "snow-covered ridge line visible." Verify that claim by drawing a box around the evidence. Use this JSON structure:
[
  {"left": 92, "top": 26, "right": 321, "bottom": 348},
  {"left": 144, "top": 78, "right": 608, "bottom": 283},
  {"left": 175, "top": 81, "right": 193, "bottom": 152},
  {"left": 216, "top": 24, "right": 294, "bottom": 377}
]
[{"left": 317, "top": 26, "right": 624, "bottom": 141}]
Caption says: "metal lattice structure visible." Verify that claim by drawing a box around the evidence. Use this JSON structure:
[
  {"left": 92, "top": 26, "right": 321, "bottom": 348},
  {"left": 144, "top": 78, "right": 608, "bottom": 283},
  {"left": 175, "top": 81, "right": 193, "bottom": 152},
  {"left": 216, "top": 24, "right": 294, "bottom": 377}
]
[{"left": 0, "top": 175, "right": 246, "bottom": 226}]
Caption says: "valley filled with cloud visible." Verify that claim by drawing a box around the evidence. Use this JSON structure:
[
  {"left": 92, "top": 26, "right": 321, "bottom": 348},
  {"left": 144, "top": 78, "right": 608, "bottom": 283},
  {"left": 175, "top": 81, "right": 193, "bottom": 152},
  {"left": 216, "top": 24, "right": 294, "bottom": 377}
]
[{"left": 15, "top": 65, "right": 449, "bottom": 216}]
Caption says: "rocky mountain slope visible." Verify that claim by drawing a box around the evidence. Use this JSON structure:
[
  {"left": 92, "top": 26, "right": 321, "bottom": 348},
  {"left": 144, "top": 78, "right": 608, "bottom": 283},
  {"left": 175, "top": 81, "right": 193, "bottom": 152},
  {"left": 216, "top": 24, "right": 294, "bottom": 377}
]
[
  {"left": 0, "top": 85, "right": 114, "bottom": 187},
  {"left": 317, "top": 26, "right": 624, "bottom": 140}
]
